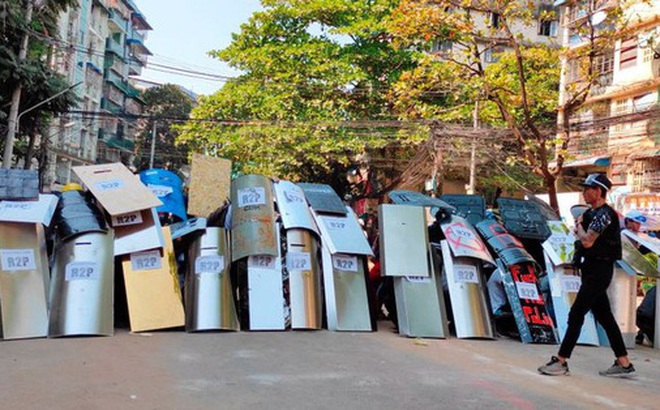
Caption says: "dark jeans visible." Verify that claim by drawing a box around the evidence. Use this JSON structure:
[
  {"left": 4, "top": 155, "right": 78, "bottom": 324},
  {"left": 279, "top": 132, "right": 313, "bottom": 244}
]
[{"left": 558, "top": 258, "right": 628, "bottom": 359}]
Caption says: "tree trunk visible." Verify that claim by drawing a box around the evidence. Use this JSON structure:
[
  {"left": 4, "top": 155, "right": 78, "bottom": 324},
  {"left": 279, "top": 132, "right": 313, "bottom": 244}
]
[{"left": 545, "top": 173, "right": 560, "bottom": 217}]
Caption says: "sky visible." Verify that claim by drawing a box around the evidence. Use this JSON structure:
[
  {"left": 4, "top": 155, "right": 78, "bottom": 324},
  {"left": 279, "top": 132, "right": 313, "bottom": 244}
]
[{"left": 134, "top": 0, "right": 263, "bottom": 96}]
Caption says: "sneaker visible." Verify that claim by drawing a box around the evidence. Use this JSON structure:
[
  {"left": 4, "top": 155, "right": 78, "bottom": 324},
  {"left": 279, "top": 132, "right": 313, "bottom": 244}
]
[
  {"left": 599, "top": 361, "right": 636, "bottom": 378},
  {"left": 538, "top": 356, "right": 569, "bottom": 376}
]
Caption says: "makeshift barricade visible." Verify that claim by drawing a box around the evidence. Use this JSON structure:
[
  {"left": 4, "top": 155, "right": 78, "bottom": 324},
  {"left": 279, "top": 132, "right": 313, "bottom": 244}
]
[
  {"left": 477, "top": 220, "right": 557, "bottom": 344},
  {"left": 379, "top": 204, "right": 448, "bottom": 338}
]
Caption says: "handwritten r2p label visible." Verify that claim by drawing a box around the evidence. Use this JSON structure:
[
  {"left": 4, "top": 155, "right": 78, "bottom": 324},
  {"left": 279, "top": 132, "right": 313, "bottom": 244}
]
[
  {"left": 148, "top": 184, "right": 174, "bottom": 198},
  {"left": 453, "top": 264, "right": 478, "bottom": 284},
  {"left": 195, "top": 255, "right": 224, "bottom": 275},
  {"left": 561, "top": 275, "right": 581, "bottom": 293},
  {"left": 65, "top": 261, "right": 100, "bottom": 281},
  {"left": 287, "top": 252, "right": 311, "bottom": 271},
  {"left": 130, "top": 250, "right": 162, "bottom": 271},
  {"left": 112, "top": 211, "right": 143, "bottom": 227},
  {"left": 324, "top": 217, "right": 348, "bottom": 231},
  {"left": 406, "top": 276, "right": 431, "bottom": 284},
  {"left": 516, "top": 281, "right": 541, "bottom": 301},
  {"left": 0, "top": 249, "right": 36, "bottom": 272},
  {"left": 237, "top": 187, "right": 266, "bottom": 208},
  {"left": 283, "top": 189, "right": 305, "bottom": 204},
  {"left": 332, "top": 254, "right": 358, "bottom": 272},
  {"left": 95, "top": 180, "right": 124, "bottom": 191},
  {"left": 248, "top": 255, "right": 276, "bottom": 269},
  {"left": 0, "top": 202, "right": 34, "bottom": 212}
]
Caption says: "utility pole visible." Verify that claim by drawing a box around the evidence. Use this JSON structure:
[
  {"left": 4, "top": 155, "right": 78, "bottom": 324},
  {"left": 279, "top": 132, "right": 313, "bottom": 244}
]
[
  {"left": 467, "top": 101, "right": 479, "bottom": 195},
  {"left": 149, "top": 120, "right": 157, "bottom": 169},
  {"left": 3, "top": 0, "right": 34, "bottom": 169}
]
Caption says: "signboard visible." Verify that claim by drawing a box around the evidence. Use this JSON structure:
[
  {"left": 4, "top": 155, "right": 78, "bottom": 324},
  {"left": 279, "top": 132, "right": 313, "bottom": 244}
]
[
  {"left": 73, "top": 163, "right": 161, "bottom": 216},
  {"left": 188, "top": 154, "right": 232, "bottom": 217},
  {"left": 542, "top": 221, "right": 577, "bottom": 266},
  {"left": 441, "top": 216, "right": 493, "bottom": 264}
]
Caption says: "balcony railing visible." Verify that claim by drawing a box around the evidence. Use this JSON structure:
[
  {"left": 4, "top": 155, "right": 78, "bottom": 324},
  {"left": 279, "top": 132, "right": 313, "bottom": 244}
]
[
  {"left": 105, "top": 37, "right": 125, "bottom": 58},
  {"left": 108, "top": 9, "right": 127, "bottom": 33}
]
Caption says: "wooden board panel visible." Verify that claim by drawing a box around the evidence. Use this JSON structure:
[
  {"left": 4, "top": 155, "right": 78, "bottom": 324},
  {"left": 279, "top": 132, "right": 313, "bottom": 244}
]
[
  {"left": 188, "top": 154, "right": 232, "bottom": 217},
  {"left": 72, "top": 163, "right": 161, "bottom": 216}
]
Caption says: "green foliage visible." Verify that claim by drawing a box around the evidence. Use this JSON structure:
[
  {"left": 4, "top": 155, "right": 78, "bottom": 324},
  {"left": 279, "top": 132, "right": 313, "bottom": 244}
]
[
  {"left": 0, "top": 0, "right": 79, "bottom": 150},
  {"left": 178, "top": 0, "right": 418, "bottom": 190},
  {"left": 134, "top": 84, "right": 194, "bottom": 172}
]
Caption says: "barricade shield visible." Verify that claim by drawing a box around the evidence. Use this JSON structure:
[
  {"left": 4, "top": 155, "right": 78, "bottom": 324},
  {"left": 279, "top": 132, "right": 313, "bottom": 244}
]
[
  {"left": 314, "top": 206, "right": 372, "bottom": 331},
  {"left": 231, "top": 175, "right": 277, "bottom": 261},
  {"left": 542, "top": 221, "right": 599, "bottom": 345},
  {"left": 185, "top": 227, "right": 238, "bottom": 332},
  {"left": 121, "top": 227, "right": 184, "bottom": 332},
  {"left": 49, "top": 232, "right": 114, "bottom": 337},
  {"left": 286, "top": 229, "right": 323, "bottom": 330},
  {"left": 0, "top": 222, "right": 49, "bottom": 339},
  {"left": 394, "top": 246, "right": 449, "bottom": 339},
  {"left": 439, "top": 240, "right": 494, "bottom": 339}
]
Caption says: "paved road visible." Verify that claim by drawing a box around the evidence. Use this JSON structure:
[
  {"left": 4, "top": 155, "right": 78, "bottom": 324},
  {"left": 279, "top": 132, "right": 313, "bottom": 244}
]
[{"left": 1, "top": 323, "right": 659, "bottom": 409}]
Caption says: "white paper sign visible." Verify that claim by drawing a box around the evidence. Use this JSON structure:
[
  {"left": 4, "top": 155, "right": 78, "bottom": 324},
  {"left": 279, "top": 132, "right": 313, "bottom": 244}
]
[
  {"left": 94, "top": 180, "right": 124, "bottom": 191},
  {"left": 65, "top": 261, "right": 100, "bottom": 281},
  {"left": 248, "top": 254, "right": 276, "bottom": 269},
  {"left": 560, "top": 275, "right": 581, "bottom": 293},
  {"left": 148, "top": 184, "right": 174, "bottom": 198},
  {"left": 0, "top": 249, "right": 36, "bottom": 271},
  {"left": 112, "top": 211, "right": 144, "bottom": 227},
  {"left": 332, "top": 254, "right": 359, "bottom": 272},
  {"left": 406, "top": 276, "right": 431, "bottom": 284},
  {"left": 237, "top": 187, "right": 266, "bottom": 208},
  {"left": 324, "top": 217, "right": 348, "bottom": 231},
  {"left": 287, "top": 252, "right": 311, "bottom": 271},
  {"left": 130, "top": 250, "right": 162, "bottom": 271},
  {"left": 516, "top": 281, "right": 541, "bottom": 301},
  {"left": 453, "top": 264, "right": 479, "bottom": 284},
  {"left": 195, "top": 255, "right": 224, "bottom": 275}
]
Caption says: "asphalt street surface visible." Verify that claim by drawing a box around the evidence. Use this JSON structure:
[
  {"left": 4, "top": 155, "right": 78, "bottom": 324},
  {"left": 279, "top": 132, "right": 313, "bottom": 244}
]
[{"left": 2, "top": 323, "right": 659, "bottom": 409}]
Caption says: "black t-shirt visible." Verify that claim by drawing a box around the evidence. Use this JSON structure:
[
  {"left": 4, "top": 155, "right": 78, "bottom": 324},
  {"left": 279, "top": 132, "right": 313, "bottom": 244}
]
[{"left": 581, "top": 204, "right": 622, "bottom": 261}]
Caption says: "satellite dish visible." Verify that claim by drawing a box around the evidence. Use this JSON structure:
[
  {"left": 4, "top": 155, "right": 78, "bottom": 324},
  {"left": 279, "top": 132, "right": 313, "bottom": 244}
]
[{"left": 591, "top": 11, "right": 607, "bottom": 26}]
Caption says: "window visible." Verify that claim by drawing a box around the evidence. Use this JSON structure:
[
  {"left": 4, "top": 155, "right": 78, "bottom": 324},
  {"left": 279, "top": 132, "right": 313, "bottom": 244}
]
[
  {"left": 488, "top": 12, "right": 501, "bottom": 28},
  {"left": 483, "top": 47, "right": 502, "bottom": 63},
  {"left": 538, "top": 20, "right": 558, "bottom": 37},
  {"left": 566, "top": 58, "right": 581, "bottom": 82},
  {"left": 632, "top": 93, "right": 655, "bottom": 112},
  {"left": 431, "top": 40, "right": 453, "bottom": 53},
  {"left": 595, "top": 51, "right": 614, "bottom": 75},
  {"left": 619, "top": 37, "right": 638, "bottom": 69}
]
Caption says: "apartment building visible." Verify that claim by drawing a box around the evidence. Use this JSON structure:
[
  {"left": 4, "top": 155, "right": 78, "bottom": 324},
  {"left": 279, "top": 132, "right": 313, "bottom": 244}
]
[
  {"left": 430, "top": 1, "right": 560, "bottom": 65},
  {"left": 556, "top": 0, "right": 660, "bottom": 192},
  {"left": 46, "top": 0, "right": 151, "bottom": 186}
]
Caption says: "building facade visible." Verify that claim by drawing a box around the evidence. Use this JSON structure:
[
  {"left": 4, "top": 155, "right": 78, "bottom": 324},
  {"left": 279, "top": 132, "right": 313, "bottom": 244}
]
[
  {"left": 46, "top": 0, "right": 151, "bottom": 186},
  {"left": 556, "top": 0, "right": 660, "bottom": 192}
]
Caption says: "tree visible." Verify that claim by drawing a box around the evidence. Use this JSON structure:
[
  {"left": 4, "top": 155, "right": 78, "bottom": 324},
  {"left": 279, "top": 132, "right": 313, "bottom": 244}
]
[
  {"left": 134, "top": 84, "right": 194, "bottom": 172},
  {"left": 177, "top": 0, "right": 421, "bottom": 195},
  {"left": 389, "top": 0, "right": 625, "bottom": 212},
  {"left": 0, "top": 0, "right": 78, "bottom": 167}
]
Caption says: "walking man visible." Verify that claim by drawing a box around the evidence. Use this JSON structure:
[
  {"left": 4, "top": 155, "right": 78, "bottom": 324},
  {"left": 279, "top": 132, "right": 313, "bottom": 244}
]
[{"left": 538, "top": 173, "right": 635, "bottom": 377}]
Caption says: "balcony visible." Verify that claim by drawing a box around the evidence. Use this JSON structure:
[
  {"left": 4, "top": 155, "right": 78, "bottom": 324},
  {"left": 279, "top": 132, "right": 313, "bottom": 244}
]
[
  {"left": 105, "top": 37, "right": 125, "bottom": 59},
  {"left": 126, "top": 38, "right": 152, "bottom": 58},
  {"left": 108, "top": 8, "right": 128, "bottom": 33},
  {"left": 101, "top": 97, "right": 123, "bottom": 114}
]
